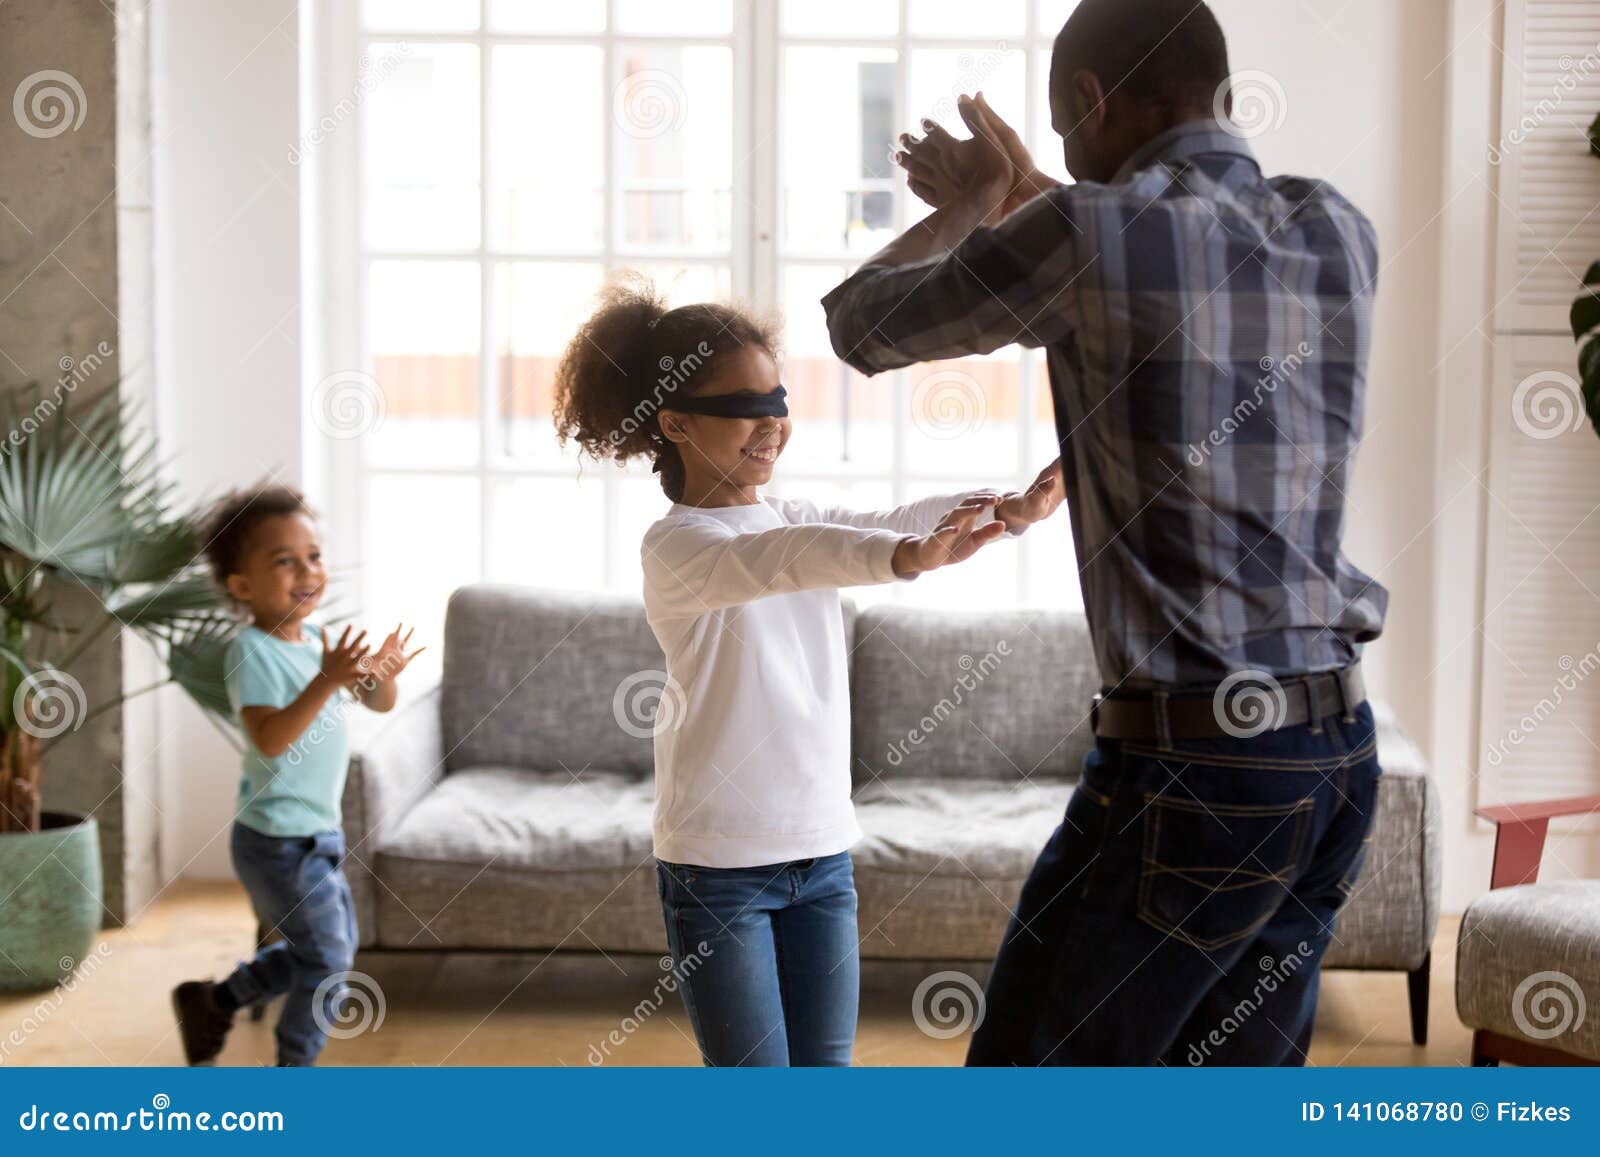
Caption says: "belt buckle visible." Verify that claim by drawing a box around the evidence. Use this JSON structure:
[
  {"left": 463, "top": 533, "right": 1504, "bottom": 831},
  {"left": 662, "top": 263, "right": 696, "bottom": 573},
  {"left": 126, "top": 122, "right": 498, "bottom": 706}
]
[{"left": 1090, "top": 692, "right": 1104, "bottom": 735}]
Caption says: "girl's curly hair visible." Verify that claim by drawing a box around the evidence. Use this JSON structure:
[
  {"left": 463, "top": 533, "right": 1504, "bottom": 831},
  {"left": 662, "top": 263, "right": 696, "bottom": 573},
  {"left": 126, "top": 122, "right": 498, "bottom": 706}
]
[{"left": 552, "top": 274, "right": 780, "bottom": 502}]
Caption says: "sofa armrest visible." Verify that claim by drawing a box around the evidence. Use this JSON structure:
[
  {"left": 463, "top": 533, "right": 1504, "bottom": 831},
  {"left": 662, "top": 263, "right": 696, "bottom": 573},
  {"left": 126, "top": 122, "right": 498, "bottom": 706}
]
[
  {"left": 341, "top": 683, "right": 445, "bottom": 947},
  {"left": 1475, "top": 793, "right": 1600, "bottom": 889}
]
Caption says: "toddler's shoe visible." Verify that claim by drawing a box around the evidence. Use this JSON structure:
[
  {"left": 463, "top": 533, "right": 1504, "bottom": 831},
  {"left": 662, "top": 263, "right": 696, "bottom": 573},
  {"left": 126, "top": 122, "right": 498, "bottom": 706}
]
[{"left": 171, "top": 980, "right": 235, "bottom": 1065}]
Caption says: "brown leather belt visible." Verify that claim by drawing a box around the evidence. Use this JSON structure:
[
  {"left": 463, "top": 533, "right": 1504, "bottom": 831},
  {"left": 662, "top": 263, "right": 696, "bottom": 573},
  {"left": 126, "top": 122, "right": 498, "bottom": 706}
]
[{"left": 1091, "top": 663, "right": 1364, "bottom": 744}]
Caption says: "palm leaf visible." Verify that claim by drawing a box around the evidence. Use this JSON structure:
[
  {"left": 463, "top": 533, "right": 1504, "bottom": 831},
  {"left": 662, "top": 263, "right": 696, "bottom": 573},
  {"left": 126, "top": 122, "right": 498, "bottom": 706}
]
[
  {"left": 0, "top": 386, "right": 144, "bottom": 578},
  {"left": 108, "top": 573, "right": 229, "bottom": 632},
  {"left": 163, "top": 617, "right": 242, "bottom": 726}
]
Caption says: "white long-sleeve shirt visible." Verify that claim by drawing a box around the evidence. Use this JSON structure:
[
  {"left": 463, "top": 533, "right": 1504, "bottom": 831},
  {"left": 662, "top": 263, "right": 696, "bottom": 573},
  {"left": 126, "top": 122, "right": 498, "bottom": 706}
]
[{"left": 641, "top": 491, "right": 1005, "bottom": 867}]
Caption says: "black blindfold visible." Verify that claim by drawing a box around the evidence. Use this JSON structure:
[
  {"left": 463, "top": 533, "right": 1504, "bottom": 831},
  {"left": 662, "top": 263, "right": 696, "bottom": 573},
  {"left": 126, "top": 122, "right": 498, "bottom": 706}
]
[{"left": 663, "top": 385, "right": 788, "bottom": 419}]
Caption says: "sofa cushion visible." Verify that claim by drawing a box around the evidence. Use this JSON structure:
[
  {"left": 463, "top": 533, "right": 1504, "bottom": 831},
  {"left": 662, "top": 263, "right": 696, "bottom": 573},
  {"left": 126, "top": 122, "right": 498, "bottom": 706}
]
[
  {"left": 381, "top": 765, "right": 655, "bottom": 871},
  {"left": 1456, "top": 880, "right": 1600, "bottom": 1061},
  {"left": 371, "top": 765, "right": 664, "bottom": 951},
  {"left": 442, "top": 586, "right": 665, "bottom": 777},
  {"left": 851, "top": 605, "right": 1099, "bottom": 784}
]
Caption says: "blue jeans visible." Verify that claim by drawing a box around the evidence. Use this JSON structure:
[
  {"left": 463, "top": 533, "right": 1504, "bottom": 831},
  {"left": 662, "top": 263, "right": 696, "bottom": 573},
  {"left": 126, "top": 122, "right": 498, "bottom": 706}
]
[
  {"left": 968, "top": 700, "right": 1381, "bottom": 1066},
  {"left": 656, "top": 851, "right": 859, "bottom": 1066},
  {"left": 221, "top": 822, "right": 358, "bottom": 1066}
]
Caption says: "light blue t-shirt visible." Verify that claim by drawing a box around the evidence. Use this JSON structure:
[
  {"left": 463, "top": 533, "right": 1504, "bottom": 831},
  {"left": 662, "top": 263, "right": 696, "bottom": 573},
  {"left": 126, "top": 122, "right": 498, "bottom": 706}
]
[{"left": 224, "top": 622, "right": 351, "bottom": 837}]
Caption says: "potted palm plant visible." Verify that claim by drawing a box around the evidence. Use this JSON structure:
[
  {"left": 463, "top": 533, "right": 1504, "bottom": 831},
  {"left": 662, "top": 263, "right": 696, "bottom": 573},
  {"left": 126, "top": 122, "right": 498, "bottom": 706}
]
[{"left": 0, "top": 382, "right": 239, "bottom": 991}]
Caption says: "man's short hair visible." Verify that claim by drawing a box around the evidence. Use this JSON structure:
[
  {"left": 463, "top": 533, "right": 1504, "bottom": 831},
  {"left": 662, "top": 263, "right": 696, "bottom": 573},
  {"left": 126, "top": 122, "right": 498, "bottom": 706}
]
[{"left": 1051, "top": 0, "right": 1231, "bottom": 115}]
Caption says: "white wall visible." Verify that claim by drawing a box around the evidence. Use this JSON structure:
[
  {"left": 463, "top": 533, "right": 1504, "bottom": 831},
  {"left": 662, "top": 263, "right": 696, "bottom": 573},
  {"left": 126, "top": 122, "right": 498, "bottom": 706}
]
[
  {"left": 151, "top": 0, "right": 304, "bottom": 879},
  {"left": 150, "top": 0, "right": 1475, "bottom": 893}
]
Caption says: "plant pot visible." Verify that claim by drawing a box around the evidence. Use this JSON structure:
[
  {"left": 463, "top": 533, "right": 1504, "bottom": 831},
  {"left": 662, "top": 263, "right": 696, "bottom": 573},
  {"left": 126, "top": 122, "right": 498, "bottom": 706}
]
[{"left": 0, "top": 810, "right": 102, "bottom": 991}]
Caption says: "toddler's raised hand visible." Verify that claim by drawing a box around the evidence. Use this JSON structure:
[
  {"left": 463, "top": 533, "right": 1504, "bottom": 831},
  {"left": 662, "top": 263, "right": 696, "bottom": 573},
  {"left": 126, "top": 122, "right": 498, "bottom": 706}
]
[
  {"left": 370, "top": 623, "right": 426, "bottom": 682},
  {"left": 320, "top": 625, "right": 371, "bottom": 688}
]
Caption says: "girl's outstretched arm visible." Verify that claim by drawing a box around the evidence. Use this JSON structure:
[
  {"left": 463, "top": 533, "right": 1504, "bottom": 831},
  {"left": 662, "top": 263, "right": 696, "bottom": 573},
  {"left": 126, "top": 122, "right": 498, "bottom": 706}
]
[{"left": 643, "top": 498, "right": 1004, "bottom": 618}]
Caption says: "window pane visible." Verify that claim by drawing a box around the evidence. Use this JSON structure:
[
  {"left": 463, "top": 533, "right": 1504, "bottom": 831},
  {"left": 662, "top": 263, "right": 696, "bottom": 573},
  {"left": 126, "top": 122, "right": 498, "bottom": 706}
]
[
  {"left": 615, "top": 46, "right": 733, "bottom": 252},
  {"left": 364, "top": 43, "right": 480, "bottom": 250},
  {"left": 362, "top": 0, "right": 477, "bottom": 32},
  {"left": 1030, "top": 356, "right": 1059, "bottom": 461},
  {"left": 781, "top": 264, "right": 896, "bottom": 476},
  {"left": 492, "top": 46, "right": 603, "bottom": 253},
  {"left": 625, "top": 262, "right": 732, "bottom": 308},
  {"left": 903, "top": 356, "right": 1021, "bottom": 476},
  {"left": 899, "top": 482, "right": 1020, "bottom": 607},
  {"left": 778, "top": 478, "right": 899, "bottom": 607},
  {"left": 363, "top": 473, "right": 482, "bottom": 682},
  {"left": 494, "top": 261, "right": 607, "bottom": 463},
  {"left": 488, "top": 477, "right": 606, "bottom": 590},
  {"left": 489, "top": 0, "right": 605, "bottom": 33},
  {"left": 782, "top": 0, "right": 898, "bottom": 36},
  {"left": 366, "top": 260, "right": 480, "bottom": 468},
  {"left": 1036, "top": 0, "right": 1083, "bottom": 38},
  {"left": 1032, "top": 48, "right": 1072, "bottom": 185},
  {"left": 908, "top": 47, "right": 1026, "bottom": 137},
  {"left": 1022, "top": 508, "right": 1082, "bottom": 611},
  {"left": 617, "top": 473, "right": 676, "bottom": 597},
  {"left": 615, "top": 0, "right": 731, "bottom": 35},
  {"left": 907, "top": 0, "right": 1025, "bottom": 37},
  {"left": 782, "top": 47, "right": 898, "bottom": 256}
]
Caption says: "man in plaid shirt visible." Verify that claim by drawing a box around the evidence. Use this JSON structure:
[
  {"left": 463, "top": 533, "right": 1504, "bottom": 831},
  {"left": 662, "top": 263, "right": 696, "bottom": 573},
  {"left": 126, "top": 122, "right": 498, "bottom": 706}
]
[{"left": 824, "top": 0, "right": 1390, "bottom": 1066}]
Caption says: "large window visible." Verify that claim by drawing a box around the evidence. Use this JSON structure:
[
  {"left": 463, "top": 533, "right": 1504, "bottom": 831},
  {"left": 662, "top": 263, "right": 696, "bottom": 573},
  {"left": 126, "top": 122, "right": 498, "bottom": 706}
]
[{"left": 330, "top": 0, "right": 1083, "bottom": 655}]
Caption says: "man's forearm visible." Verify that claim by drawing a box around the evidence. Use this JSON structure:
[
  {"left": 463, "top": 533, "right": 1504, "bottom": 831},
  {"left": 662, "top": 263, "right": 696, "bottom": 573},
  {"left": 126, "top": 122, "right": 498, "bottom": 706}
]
[{"left": 862, "top": 196, "right": 996, "bottom": 271}]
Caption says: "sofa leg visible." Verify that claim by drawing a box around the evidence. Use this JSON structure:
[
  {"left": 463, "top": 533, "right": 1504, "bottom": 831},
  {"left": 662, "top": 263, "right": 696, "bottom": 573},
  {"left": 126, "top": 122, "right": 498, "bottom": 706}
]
[{"left": 1406, "top": 951, "right": 1430, "bottom": 1046}]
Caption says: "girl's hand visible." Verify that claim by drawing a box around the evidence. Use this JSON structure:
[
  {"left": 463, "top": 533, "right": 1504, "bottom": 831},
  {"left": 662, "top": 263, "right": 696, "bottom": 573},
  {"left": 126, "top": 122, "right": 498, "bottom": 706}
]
[
  {"left": 368, "top": 622, "right": 425, "bottom": 683},
  {"left": 995, "top": 457, "right": 1065, "bottom": 533},
  {"left": 892, "top": 496, "right": 1008, "bottom": 578},
  {"left": 320, "top": 625, "right": 371, "bottom": 688}
]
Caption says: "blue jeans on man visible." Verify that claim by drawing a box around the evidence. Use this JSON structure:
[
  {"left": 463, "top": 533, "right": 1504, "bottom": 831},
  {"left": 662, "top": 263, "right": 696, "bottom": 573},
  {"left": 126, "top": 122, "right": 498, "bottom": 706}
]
[
  {"left": 968, "top": 700, "right": 1381, "bottom": 1065},
  {"left": 220, "top": 822, "right": 358, "bottom": 1066}
]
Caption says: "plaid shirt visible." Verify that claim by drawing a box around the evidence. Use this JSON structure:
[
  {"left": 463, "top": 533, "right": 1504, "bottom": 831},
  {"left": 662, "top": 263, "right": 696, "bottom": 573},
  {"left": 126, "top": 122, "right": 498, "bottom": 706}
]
[{"left": 822, "top": 120, "right": 1388, "bottom": 689}]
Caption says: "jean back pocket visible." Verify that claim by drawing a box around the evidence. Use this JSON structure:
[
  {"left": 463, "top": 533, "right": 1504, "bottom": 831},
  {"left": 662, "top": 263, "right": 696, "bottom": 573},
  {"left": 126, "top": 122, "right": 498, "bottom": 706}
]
[{"left": 1137, "top": 792, "right": 1315, "bottom": 952}]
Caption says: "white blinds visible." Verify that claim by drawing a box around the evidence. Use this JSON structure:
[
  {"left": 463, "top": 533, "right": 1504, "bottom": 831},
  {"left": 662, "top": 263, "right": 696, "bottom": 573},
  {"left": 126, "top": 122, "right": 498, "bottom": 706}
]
[{"left": 1479, "top": 0, "right": 1600, "bottom": 804}]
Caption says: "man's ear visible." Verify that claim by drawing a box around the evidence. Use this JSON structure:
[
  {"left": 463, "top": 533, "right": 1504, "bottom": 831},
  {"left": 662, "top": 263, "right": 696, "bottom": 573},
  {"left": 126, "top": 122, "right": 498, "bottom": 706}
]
[
  {"left": 1072, "top": 69, "right": 1106, "bottom": 132},
  {"left": 659, "top": 412, "right": 690, "bottom": 445}
]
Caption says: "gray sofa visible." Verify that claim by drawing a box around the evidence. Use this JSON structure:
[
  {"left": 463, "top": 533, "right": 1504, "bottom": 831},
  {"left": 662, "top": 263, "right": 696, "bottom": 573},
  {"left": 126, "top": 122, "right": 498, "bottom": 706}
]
[{"left": 342, "top": 585, "right": 1442, "bottom": 1039}]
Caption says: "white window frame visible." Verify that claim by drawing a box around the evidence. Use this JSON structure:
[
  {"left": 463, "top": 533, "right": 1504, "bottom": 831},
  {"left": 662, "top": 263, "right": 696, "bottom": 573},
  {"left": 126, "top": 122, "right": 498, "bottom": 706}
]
[{"left": 307, "top": 0, "right": 1076, "bottom": 614}]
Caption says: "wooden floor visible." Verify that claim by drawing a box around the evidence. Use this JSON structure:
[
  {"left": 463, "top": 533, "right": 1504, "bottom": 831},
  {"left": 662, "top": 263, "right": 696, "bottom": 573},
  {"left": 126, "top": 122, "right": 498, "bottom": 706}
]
[{"left": 0, "top": 880, "right": 1472, "bottom": 1067}]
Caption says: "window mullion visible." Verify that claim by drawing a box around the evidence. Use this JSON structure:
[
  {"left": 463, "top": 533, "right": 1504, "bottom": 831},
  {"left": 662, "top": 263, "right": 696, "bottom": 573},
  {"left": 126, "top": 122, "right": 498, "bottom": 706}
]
[{"left": 602, "top": 0, "right": 620, "bottom": 591}]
